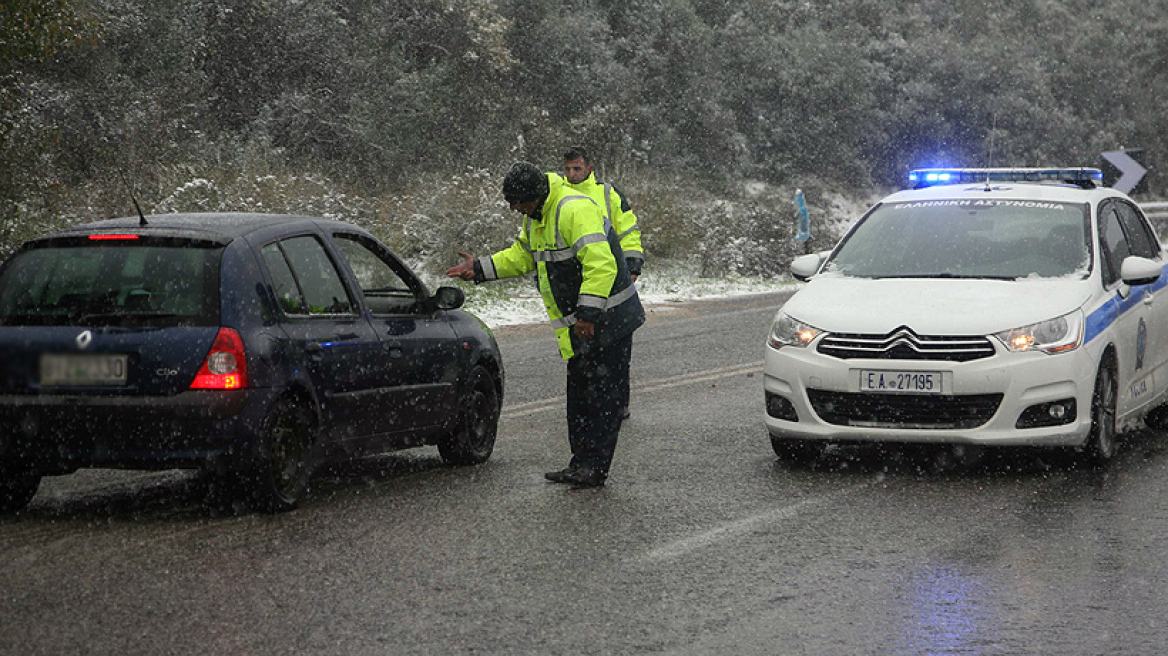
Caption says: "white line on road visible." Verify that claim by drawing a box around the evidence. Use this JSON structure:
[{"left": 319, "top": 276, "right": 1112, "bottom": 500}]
[
  {"left": 637, "top": 483, "right": 873, "bottom": 563},
  {"left": 501, "top": 362, "right": 762, "bottom": 419}
]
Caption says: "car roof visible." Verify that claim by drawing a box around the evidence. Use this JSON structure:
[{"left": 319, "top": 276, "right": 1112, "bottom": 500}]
[
  {"left": 49, "top": 212, "right": 361, "bottom": 241},
  {"left": 879, "top": 182, "right": 1123, "bottom": 206}
]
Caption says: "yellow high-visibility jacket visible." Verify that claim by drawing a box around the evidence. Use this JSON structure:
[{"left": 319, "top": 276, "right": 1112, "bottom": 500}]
[
  {"left": 558, "top": 171, "right": 644, "bottom": 276},
  {"left": 475, "top": 174, "right": 644, "bottom": 359}
]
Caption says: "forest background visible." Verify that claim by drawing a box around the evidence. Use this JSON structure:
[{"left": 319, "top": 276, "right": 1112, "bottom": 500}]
[{"left": 3, "top": 0, "right": 1167, "bottom": 291}]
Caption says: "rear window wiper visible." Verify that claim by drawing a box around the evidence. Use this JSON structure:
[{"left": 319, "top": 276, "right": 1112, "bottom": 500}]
[{"left": 80, "top": 312, "right": 181, "bottom": 322}]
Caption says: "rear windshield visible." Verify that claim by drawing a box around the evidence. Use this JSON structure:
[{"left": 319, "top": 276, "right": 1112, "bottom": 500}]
[{"left": 0, "top": 240, "right": 221, "bottom": 326}]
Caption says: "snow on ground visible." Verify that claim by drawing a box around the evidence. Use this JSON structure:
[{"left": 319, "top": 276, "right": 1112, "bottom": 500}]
[{"left": 445, "top": 260, "right": 802, "bottom": 328}]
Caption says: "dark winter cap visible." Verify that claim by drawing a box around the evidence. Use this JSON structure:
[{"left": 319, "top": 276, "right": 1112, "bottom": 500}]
[{"left": 502, "top": 162, "right": 549, "bottom": 204}]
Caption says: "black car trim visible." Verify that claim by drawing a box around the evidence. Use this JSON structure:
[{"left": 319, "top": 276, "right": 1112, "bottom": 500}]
[{"left": 0, "top": 390, "right": 248, "bottom": 418}]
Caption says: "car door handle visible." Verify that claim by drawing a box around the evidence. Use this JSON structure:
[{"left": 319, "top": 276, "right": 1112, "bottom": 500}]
[
  {"left": 386, "top": 340, "right": 404, "bottom": 358},
  {"left": 305, "top": 342, "right": 325, "bottom": 361}
]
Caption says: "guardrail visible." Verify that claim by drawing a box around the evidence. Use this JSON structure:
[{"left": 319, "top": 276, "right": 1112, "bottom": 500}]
[
  {"left": 1142, "top": 201, "right": 1168, "bottom": 220},
  {"left": 1142, "top": 202, "right": 1168, "bottom": 236}
]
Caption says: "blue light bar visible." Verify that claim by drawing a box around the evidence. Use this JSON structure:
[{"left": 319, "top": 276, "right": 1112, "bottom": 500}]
[{"left": 908, "top": 167, "right": 1104, "bottom": 189}]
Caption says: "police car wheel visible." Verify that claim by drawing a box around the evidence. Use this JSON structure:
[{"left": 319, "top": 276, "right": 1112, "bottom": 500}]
[
  {"left": 1144, "top": 404, "right": 1168, "bottom": 430},
  {"left": 1086, "top": 360, "right": 1118, "bottom": 465}
]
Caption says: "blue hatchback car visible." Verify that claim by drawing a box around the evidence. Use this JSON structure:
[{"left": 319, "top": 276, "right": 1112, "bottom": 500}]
[{"left": 0, "top": 213, "right": 504, "bottom": 512}]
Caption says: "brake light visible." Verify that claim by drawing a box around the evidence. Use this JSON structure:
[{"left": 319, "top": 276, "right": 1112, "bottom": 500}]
[
  {"left": 190, "top": 327, "right": 248, "bottom": 390},
  {"left": 88, "top": 234, "right": 140, "bottom": 240}
]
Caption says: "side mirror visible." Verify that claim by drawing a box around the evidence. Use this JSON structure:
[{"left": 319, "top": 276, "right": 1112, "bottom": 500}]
[
  {"left": 790, "top": 253, "right": 825, "bottom": 282},
  {"left": 1120, "top": 256, "right": 1164, "bottom": 287},
  {"left": 433, "top": 286, "right": 465, "bottom": 310}
]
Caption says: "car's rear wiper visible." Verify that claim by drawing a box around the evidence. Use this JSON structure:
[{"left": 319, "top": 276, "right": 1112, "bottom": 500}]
[{"left": 80, "top": 312, "right": 180, "bottom": 322}]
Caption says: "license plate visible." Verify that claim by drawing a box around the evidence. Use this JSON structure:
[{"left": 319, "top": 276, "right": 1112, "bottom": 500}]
[
  {"left": 41, "top": 354, "right": 128, "bottom": 386},
  {"left": 859, "top": 369, "right": 942, "bottom": 394}
]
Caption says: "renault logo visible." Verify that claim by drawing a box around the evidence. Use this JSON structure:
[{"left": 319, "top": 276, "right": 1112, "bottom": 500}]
[{"left": 76, "top": 330, "right": 93, "bottom": 349}]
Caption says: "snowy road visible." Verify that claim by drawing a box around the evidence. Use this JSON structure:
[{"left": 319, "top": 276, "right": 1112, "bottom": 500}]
[{"left": 5, "top": 291, "right": 1168, "bottom": 655}]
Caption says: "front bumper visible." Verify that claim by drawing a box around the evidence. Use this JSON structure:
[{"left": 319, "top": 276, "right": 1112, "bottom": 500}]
[{"left": 763, "top": 341, "right": 1097, "bottom": 447}]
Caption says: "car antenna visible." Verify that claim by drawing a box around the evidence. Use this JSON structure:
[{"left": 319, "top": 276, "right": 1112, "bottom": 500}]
[
  {"left": 116, "top": 168, "right": 149, "bottom": 227},
  {"left": 983, "top": 112, "right": 998, "bottom": 192}
]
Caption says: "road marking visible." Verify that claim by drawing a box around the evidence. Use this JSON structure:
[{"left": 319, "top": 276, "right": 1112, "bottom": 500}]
[
  {"left": 501, "top": 362, "right": 762, "bottom": 419},
  {"left": 637, "top": 483, "right": 873, "bottom": 563}
]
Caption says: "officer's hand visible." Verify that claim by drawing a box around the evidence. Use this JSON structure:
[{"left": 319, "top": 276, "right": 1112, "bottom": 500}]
[
  {"left": 631, "top": 273, "right": 639, "bottom": 282},
  {"left": 573, "top": 319, "right": 595, "bottom": 340},
  {"left": 444, "top": 251, "right": 476, "bottom": 281}
]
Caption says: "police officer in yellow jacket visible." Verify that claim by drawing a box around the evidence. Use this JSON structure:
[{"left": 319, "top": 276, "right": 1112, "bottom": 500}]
[
  {"left": 561, "top": 146, "right": 644, "bottom": 279},
  {"left": 560, "top": 146, "right": 643, "bottom": 421},
  {"left": 446, "top": 162, "right": 645, "bottom": 487}
]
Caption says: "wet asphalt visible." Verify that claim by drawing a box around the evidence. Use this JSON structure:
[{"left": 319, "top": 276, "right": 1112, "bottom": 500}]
[{"left": 4, "top": 290, "right": 1168, "bottom": 655}]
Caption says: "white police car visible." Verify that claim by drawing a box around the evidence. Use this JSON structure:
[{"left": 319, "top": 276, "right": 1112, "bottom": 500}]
[{"left": 764, "top": 167, "right": 1168, "bottom": 464}]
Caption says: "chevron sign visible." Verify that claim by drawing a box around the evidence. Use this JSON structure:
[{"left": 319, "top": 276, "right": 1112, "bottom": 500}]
[{"left": 1101, "top": 150, "right": 1148, "bottom": 194}]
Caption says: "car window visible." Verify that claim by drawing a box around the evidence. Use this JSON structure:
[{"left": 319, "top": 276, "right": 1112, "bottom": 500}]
[
  {"left": 1115, "top": 201, "right": 1159, "bottom": 259},
  {"left": 332, "top": 233, "right": 423, "bottom": 315},
  {"left": 260, "top": 243, "right": 307, "bottom": 315},
  {"left": 261, "top": 235, "right": 356, "bottom": 316},
  {"left": 1099, "top": 205, "right": 1131, "bottom": 287},
  {"left": 0, "top": 240, "right": 220, "bottom": 326}
]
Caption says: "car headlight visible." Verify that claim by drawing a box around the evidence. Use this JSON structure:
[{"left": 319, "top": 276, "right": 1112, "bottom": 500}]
[
  {"left": 994, "top": 309, "right": 1083, "bottom": 354},
  {"left": 769, "top": 312, "right": 822, "bottom": 349}
]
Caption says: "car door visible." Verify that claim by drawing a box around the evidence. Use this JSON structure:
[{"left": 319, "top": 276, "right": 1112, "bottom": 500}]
[
  {"left": 1115, "top": 200, "right": 1168, "bottom": 406},
  {"left": 329, "top": 231, "right": 461, "bottom": 436},
  {"left": 1097, "top": 200, "right": 1156, "bottom": 416},
  {"left": 258, "top": 234, "right": 385, "bottom": 441}
]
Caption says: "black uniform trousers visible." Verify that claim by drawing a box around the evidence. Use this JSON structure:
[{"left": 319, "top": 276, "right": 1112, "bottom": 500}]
[{"left": 565, "top": 333, "right": 633, "bottom": 474}]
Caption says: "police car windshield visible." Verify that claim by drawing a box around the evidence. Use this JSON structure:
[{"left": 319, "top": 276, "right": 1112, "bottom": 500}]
[{"left": 827, "top": 199, "right": 1090, "bottom": 280}]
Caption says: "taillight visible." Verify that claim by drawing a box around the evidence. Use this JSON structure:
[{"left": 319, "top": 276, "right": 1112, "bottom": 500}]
[{"left": 190, "top": 327, "right": 248, "bottom": 390}]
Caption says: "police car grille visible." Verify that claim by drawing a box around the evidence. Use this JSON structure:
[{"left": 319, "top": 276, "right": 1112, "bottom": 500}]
[
  {"left": 817, "top": 328, "right": 995, "bottom": 362},
  {"left": 807, "top": 390, "right": 1003, "bottom": 429}
]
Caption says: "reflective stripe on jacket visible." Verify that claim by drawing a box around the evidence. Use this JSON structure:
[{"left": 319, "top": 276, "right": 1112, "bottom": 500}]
[{"left": 477, "top": 174, "right": 644, "bottom": 359}]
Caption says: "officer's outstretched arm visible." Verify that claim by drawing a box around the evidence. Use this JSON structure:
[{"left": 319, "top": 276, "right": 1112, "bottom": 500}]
[{"left": 477, "top": 238, "right": 535, "bottom": 282}]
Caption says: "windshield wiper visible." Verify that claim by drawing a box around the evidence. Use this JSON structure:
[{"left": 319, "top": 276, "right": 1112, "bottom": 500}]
[
  {"left": 80, "top": 312, "right": 181, "bottom": 322},
  {"left": 871, "top": 273, "right": 1017, "bottom": 280},
  {"left": 365, "top": 287, "right": 415, "bottom": 294}
]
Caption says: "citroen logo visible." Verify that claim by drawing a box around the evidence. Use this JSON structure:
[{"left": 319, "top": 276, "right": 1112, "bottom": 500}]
[{"left": 76, "top": 330, "right": 93, "bottom": 349}]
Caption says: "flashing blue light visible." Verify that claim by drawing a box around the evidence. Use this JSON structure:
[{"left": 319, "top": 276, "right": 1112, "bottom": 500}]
[{"left": 908, "top": 167, "right": 1104, "bottom": 189}]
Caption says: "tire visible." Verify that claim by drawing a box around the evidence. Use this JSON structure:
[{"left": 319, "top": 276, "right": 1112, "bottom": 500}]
[
  {"left": 246, "top": 396, "right": 315, "bottom": 513},
  {"left": 1085, "top": 361, "right": 1118, "bottom": 465},
  {"left": 1145, "top": 404, "right": 1168, "bottom": 430},
  {"left": 0, "top": 472, "right": 40, "bottom": 513},
  {"left": 770, "top": 435, "right": 822, "bottom": 465},
  {"left": 439, "top": 365, "right": 500, "bottom": 466}
]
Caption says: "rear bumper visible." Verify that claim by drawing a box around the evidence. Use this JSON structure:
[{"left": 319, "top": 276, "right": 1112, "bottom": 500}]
[{"left": 0, "top": 389, "right": 278, "bottom": 471}]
